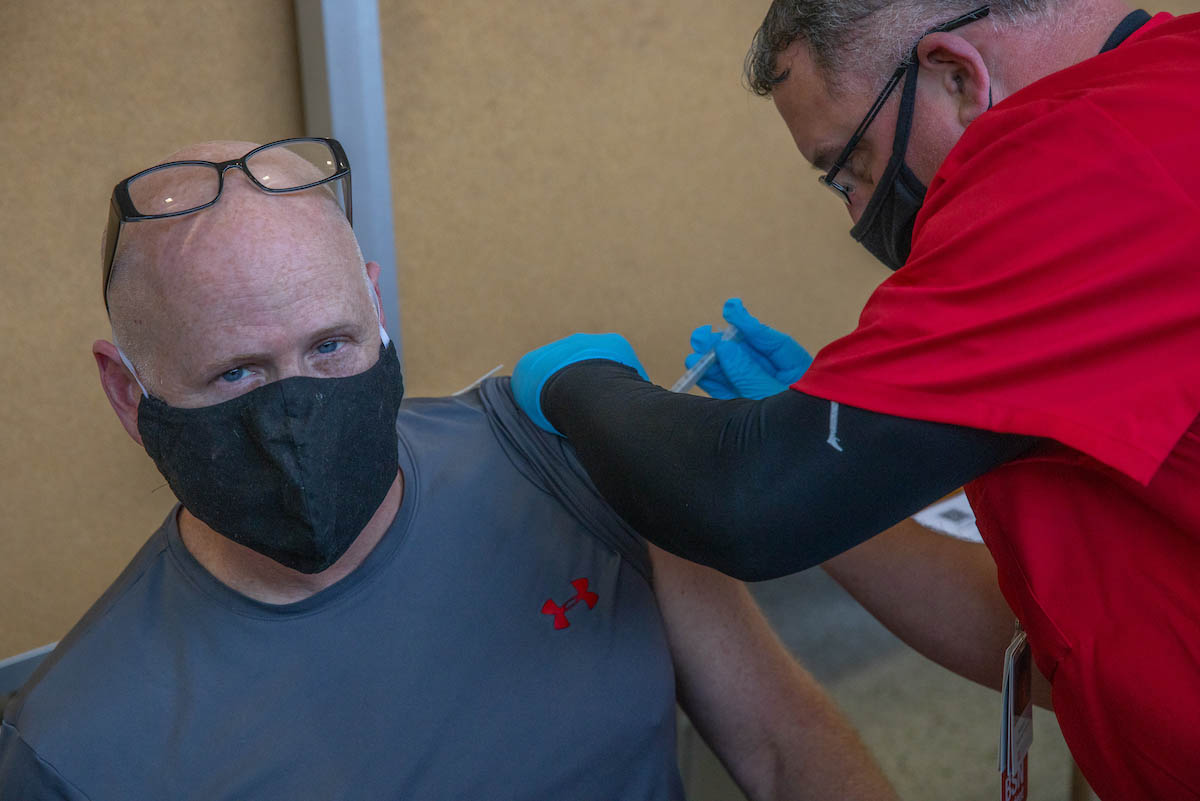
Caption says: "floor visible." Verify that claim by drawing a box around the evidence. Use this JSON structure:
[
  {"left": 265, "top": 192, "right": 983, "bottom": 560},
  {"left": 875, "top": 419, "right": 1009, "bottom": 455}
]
[{"left": 678, "top": 567, "right": 1090, "bottom": 800}]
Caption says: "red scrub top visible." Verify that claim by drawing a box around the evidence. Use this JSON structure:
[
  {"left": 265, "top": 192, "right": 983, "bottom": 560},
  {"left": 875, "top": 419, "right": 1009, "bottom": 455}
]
[{"left": 795, "top": 13, "right": 1200, "bottom": 801}]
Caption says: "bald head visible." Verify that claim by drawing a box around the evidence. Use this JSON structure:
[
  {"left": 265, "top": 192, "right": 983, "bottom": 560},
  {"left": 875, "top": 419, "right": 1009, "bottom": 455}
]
[{"left": 104, "top": 140, "right": 382, "bottom": 407}]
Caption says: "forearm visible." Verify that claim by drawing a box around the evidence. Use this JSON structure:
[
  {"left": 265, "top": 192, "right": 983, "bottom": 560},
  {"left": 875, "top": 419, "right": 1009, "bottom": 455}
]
[
  {"left": 544, "top": 361, "right": 796, "bottom": 578},
  {"left": 721, "top": 659, "right": 900, "bottom": 801},
  {"left": 824, "top": 517, "right": 1052, "bottom": 708},
  {"left": 651, "top": 547, "right": 897, "bottom": 801},
  {"left": 544, "top": 360, "right": 1034, "bottom": 580}
]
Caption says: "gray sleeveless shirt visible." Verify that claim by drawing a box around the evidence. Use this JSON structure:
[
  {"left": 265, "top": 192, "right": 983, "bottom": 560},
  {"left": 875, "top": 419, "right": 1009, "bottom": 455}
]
[{"left": 0, "top": 379, "right": 685, "bottom": 800}]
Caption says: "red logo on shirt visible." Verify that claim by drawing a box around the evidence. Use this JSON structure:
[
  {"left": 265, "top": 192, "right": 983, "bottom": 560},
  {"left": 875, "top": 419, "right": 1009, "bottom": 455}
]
[{"left": 541, "top": 578, "right": 599, "bottom": 630}]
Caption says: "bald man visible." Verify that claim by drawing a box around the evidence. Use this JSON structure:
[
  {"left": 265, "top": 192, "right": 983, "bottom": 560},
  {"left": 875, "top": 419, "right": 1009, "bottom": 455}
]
[{"left": 0, "top": 140, "right": 896, "bottom": 801}]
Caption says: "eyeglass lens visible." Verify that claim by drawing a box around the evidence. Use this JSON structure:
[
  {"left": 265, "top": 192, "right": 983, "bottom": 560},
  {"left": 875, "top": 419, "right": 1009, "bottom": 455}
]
[
  {"left": 245, "top": 140, "right": 338, "bottom": 189},
  {"left": 127, "top": 165, "right": 220, "bottom": 217},
  {"left": 125, "top": 140, "right": 342, "bottom": 217},
  {"left": 819, "top": 176, "right": 851, "bottom": 205}
]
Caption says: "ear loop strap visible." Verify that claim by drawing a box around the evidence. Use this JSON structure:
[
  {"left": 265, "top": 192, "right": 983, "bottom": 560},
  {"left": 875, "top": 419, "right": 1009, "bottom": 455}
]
[
  {"left": 893, "top": 59, "right": 921, "bottom": 155},
  {"left": 365, "top": 272, "right": 390, "bottom": 348},
  {"left": 116, "top": 346, "right": 150, "bottom": 398},
  {"left": 850, "top": 62, "right": 923, "bottom": 240}
]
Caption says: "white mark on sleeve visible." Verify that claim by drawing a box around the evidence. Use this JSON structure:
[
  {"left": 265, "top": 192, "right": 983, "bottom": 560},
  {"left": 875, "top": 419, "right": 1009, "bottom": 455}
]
[{"left": 827, "top": 402, "right": 845, "bottom": 452}]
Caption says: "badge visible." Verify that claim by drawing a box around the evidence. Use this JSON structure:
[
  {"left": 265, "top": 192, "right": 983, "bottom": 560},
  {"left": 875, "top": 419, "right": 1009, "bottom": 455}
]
[{"left": 998, "top": 621, "right": 1032, "bottom": 800}]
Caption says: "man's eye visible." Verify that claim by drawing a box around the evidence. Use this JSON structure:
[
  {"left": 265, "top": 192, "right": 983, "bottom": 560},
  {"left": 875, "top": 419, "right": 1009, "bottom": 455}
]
[
  {"left": 221, "top": 367, "right": 247, "bottom": 383},
  {"left": 316, "top": 340, "right": 341, "bottom": 355}
]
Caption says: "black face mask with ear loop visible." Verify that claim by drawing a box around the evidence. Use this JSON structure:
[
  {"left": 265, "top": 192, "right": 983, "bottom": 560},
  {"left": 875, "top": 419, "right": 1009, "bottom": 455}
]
[
  {"left": 850, "top": 63, "right": 995, "bottom": 271},
  {"left": 137, "top": 341, "right": 405, "bottom": 574},
  {"left": 849, "top": 64, "right": 927, "bottom": 271},
  {"left": 851, "top": 8, "right": 1150, "bottom": 271}
]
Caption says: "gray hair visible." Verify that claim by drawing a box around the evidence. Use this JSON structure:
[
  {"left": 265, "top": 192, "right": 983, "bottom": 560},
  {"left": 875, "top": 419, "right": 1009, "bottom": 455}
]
[{"left": 744, "top": 1, "right": 1059, "bottom": 96}]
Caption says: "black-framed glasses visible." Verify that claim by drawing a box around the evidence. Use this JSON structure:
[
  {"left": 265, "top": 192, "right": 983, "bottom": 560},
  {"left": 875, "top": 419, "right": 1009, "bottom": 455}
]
[
  {"left": 102, "top": 137, "right": 353, "bottom": 308},
  {"left": 819, "top": 6, "right": 991, "bottom": 205}
]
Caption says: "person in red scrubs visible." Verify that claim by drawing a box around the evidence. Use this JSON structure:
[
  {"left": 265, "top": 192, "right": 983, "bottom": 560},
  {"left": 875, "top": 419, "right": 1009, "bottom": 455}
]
[{"left": 510, "top": 2, "right": 1200, "bottom": 799}]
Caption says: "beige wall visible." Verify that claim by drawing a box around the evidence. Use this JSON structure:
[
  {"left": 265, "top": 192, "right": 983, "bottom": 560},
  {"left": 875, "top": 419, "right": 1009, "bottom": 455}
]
[
  {"left": 382, "top": 1, "right": 885, "bottom": 397},
  {"left": 0, "top": 1, "right": 303, "bottom": 658},
  {"left": 383, "top": 1, "right": 1200, "bottom": 398},
  {"left": 4, "top": 1, "right": 1199, "bottom": 658}
]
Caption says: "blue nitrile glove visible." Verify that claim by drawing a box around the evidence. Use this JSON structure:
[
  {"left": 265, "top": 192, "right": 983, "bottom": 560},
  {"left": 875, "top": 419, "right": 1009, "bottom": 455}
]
[
  {"left": 513, "top": 332, "right": 650, "bottom": 435},
  {"left": 685, "top": 298, "right": 813, "bottom": 400}
]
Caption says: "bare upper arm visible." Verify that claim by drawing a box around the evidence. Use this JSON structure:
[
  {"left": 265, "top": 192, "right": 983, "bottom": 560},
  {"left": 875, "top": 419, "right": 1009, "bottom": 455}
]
[{"left": 648, "top": 545, "right": 898, "bottom": 801}]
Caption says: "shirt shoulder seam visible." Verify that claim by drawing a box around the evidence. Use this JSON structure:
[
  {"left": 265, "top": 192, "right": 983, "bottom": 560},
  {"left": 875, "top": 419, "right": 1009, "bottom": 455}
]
[
  {"left": 1, "top": 721, "right": 95, "bottom": 800},
  {"left": 8, "top": 536, "right": 169, "bottom": 723}
]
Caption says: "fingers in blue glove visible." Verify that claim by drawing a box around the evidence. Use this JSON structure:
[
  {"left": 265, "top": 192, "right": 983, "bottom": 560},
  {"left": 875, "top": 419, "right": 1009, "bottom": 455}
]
[
  {"left": 686, "top": 324, "right": 739, "bottom": 398},
  {"left": 685, "top": 347, "right": 733, "bottom": 391},
  {"left": 689, "top": 324, "right": 722, "bottom": 354},
  {"left": 712, "top": 339, "right": 789, "bottom": 400},
  {"left": 776, "top": 359, "right": 814, "bottom": 386},
  {"left": 696, "top": 374, "right": 738, "bottom": 400},
  {"left": 685, "top": 304, "right": 813, "bottom": 398},
  {"left": 722, "top": 298, "right": 813, "bottom": 375},
  {"left": 684, "top": 349, "right": 730, "bottom": 383}
]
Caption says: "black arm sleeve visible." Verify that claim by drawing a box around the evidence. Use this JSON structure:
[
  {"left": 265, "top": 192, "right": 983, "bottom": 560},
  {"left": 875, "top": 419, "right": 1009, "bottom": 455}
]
[{"left": 542, "top": 360, "right": 1037, "bottom": 581}]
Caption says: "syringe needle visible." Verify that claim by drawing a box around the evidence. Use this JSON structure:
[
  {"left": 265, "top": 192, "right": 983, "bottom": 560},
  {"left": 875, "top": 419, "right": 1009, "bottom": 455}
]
[{"left": 670, "top": 324, "right": 740, "bottom": 394}]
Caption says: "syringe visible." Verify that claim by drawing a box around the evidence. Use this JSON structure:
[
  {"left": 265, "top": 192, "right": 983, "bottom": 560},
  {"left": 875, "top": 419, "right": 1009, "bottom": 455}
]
[{"left": 670, "top": 324, "right": 740, "bottom": 394}]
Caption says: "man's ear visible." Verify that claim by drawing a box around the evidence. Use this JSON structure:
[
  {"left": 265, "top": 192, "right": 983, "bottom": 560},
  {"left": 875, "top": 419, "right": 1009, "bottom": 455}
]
[
  {"left": 365, "top": 261, "right": 386, "bottom": 329},
  {"left": 917, "top": 32, "right": 992, "bottom": 129},
  {"left": 93, "top": 340, "right": 145, "bottom": 446}
]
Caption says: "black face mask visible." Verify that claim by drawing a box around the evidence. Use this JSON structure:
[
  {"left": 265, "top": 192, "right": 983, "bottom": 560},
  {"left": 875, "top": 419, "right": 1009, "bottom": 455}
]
[
  {"left": 850, "top": 64, "right": 927, "bottom": 271},
  {"left": 138, "top": 341, "right": 405, "bottom": 574}
]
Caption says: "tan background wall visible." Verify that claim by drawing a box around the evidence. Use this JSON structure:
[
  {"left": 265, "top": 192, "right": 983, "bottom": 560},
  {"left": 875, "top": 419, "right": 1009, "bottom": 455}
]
[
  {"left": 385, "top": 0, "right": 1200, "bottom": 397},
  {"left": 3, "top": 1, "right": 1199, "bottom": 659},
  {"left": 0, "top": 1, "right": 303, "bottom": 658},
  {"left": 383, "top": 1, "right": 884, "bottom": 397}
]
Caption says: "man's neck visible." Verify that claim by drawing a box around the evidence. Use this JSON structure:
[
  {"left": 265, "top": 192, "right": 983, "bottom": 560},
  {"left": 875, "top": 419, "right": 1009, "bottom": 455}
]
[
  {"left": 178, "top": 472, "right": 404, "bottom": 605},
  {"left": 988, "top": 0, "right": 1136, "bottom": 100}
]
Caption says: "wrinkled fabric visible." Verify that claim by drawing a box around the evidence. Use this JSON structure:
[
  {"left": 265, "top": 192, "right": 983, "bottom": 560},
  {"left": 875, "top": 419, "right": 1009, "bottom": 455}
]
[
  {"left": 797, "top": 13, "right": 1200, "bottom": 799},
  {"left": 2, "top": 379, "right": 683, "bottom": 800}
]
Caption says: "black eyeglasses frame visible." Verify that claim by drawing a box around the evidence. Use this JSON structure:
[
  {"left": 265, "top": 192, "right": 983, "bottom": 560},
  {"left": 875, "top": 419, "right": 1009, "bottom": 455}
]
[
  {"left": 818, "top": 6, "right": 991, "bottom": 205},
  {"left": 102, "top": 136, "right": 353, "bottom": 308}
]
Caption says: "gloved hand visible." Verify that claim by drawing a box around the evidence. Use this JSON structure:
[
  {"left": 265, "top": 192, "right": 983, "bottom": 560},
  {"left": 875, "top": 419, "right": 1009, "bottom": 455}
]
[
  {"left": 686, "top": 298, "right": 813, "bottom": 400},
  {"left": 512, "top": 332, "right": 649, "bottom": 435}
]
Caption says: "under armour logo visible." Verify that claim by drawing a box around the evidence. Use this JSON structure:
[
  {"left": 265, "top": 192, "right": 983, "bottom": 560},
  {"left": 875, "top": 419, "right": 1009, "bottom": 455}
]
[{"left": 541, "top": 578, "right": 599, "bottom": 630}]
